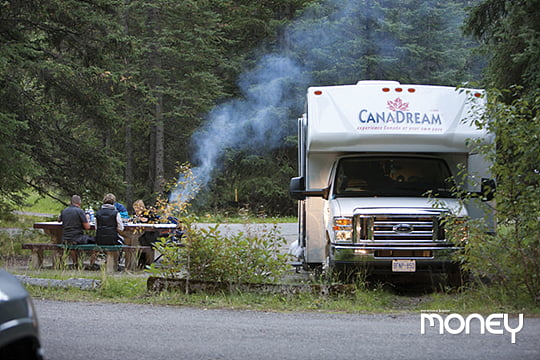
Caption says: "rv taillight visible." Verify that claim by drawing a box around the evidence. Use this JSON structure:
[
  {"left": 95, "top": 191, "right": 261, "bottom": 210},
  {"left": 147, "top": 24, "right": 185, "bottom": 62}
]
[
  {"left": 314, "top": 90, "right": 323, "bottom": 95},
  {"left": 382, "top": 88, "right": 390, "bottom": 92},
  {"left": 474, "top": 92, "right": 482, "bottom": 98},
  {"left": 408, "top": 88, "right": 416, "bottom": 93},
  {"left": 395, "top": 87, "right": 403, "bottom": 92}
]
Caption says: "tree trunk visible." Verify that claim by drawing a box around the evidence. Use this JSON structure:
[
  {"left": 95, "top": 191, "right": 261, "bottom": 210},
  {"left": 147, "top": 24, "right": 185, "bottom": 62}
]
[
  {"left": 147, "top": 5, "right": 164, "bottom": 196},
  {"left": 123, "top": 0, "right": 134, "bottom": 208},
  {"left": 154, "top": 91, "right": 164, "bottom": 194},
  {"left": 125, "top": 108, "right": 134, "bottom": 206}
]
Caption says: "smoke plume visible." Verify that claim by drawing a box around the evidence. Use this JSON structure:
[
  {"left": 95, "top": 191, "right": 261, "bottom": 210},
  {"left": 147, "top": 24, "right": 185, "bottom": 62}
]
[{"left": 168, "top": 0, "right": 422, "bottom": 203}]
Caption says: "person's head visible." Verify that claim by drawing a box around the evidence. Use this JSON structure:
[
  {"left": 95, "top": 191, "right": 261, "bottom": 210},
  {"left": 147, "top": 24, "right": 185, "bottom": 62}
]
[
  {"left": 103, "top": 193, "right": 116, "bottom": 205},
  {"left": 133, "top": 200, "right": 145, "bottom": 215},
  {"left": 70, "top": 195, "right": 82, "bottom": 207}
]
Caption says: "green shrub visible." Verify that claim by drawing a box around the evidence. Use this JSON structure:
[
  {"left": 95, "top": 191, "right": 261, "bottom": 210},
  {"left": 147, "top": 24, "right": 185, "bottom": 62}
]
[
  {"left": 0, "top": 230, "right": 49, "bottom": 257},
  {"left": 459, "top": 89, "right": 540, "bottom": 304},
  {"left": 146, "top": 217, "right": 289, "bottom": 285}
]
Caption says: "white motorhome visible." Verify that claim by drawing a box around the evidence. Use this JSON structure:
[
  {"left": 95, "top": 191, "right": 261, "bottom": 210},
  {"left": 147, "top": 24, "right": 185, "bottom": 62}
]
[{"left": 289, "top": 81, "right": 494, "bottom": 281}]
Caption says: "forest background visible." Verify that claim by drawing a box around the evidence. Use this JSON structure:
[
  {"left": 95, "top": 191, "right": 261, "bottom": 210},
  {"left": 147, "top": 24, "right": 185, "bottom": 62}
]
[{"left": 1, "top": 0, "right": 538, "bottom": 217}]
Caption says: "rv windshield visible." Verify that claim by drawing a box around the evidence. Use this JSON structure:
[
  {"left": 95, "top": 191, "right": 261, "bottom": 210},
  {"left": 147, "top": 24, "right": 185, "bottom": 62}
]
[{"left": 333, "top": 157, "right": 455, "bottom": 198}]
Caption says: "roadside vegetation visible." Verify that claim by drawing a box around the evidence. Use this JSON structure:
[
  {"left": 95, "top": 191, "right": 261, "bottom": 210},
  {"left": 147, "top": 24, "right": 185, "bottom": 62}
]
[
  {"left": 2, "top": 210, "right": 538, "bottom": 315},
  {"left": 2, "top": 157, "right": 539, "bottom": 314},
  {"left": 14, "top": 269, "right": 539, "bottom": 316},
  {"left": 444, "top": 0, "right": 540, "bottom": 306}
]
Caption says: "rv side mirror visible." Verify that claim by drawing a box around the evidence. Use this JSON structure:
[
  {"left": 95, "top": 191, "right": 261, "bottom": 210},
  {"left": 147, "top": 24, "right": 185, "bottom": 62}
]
[
  {"left": 481, "top": 178, "right": 496, "bottom": 201},
  {"left": 290, "top": 177, "right": 306, "bottom": 200},
  {"left": 289, "top": 177, "right": 330, "bottom": 200},
  {"left": 320, "top": 187, "right": 330, "bottom": 200}
]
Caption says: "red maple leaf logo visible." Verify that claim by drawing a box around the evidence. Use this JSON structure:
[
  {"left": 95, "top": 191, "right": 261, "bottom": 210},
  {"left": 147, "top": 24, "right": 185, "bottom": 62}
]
[{"left": 387, "top": 98, "right": 409, "bottom": 111}]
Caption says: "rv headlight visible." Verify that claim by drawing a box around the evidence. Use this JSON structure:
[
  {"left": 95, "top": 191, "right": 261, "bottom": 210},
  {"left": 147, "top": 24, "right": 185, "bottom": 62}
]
[{"left": 333, "top": 217, "right": 352, "bottom": 242}]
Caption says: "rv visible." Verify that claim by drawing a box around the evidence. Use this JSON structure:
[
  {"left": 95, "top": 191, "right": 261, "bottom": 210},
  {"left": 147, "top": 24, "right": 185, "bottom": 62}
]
[{"left": 289, "top": 81, "right": 494, "bottom": 282}]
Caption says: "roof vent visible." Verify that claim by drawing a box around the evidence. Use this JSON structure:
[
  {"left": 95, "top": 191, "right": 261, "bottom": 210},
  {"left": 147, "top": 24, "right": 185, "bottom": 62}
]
[{"left": 356, "top": 80, "right": 401, "bottom": 86}]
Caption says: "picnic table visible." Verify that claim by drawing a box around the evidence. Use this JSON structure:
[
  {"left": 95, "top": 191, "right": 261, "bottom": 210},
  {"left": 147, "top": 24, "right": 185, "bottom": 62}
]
[
  {"left": 29, "top": 221, "right": 179, "bottom": 271},
  {"left": 33, "top": 221, "right": 178, "bottom": 246}
]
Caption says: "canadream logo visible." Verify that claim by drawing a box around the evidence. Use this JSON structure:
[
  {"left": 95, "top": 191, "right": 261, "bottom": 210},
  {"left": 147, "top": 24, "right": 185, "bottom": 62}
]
[{"left": 359, "top": 97, "right": 442, "bottom": 125}]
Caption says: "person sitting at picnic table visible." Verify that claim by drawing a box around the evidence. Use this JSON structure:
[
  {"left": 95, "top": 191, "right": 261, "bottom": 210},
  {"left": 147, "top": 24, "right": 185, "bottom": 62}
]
[
  {"left": 132, "top": 199, "right": 159, "bottom": 267},
  {"left": 114, "top": 201, "right": 130, "bottom": 220},
  {"left": 96, "top": 193, "right": 125, "bottom": 245},
  {"left": 132, "top": 199, "right": 159, "bottom": 244},
  {"left": 59, "top": 195, "right": 95, "bottom": 245},
  {"left": 59, "top": 194, "right": 95, "bottom": 266},
  {"left": 132, "top": 199, "right": 157, "bottom": 224}
]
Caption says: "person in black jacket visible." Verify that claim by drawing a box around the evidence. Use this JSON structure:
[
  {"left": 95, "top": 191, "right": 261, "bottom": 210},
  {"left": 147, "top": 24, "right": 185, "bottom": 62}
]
[{"left": 95, "top": 193, "right": 125, "bottom": 245}]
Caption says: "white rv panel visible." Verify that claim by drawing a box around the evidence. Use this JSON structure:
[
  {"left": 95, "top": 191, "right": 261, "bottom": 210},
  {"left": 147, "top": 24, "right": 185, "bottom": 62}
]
[{"left": 306, "top": 83, "right": 487, "bottom": 153}]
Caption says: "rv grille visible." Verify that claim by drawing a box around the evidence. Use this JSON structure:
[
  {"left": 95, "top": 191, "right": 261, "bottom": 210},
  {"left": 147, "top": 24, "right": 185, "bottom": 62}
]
[{"left": 354, "top": 215, "right": 443, "bottom": 243}]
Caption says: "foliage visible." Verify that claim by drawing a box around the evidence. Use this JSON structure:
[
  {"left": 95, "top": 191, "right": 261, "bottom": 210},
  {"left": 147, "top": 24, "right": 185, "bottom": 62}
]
[
  {"left": 192, "top": 148, "right": 298, "bottom": 217},
  {"left": 20, "top": 268, "right": 539, "bottom": 313},
  {"left": 140, "top": 163, "right": 289, "bottom": 285},
  {"left": 146, "top": 217, "right": 289, "bottom": 285},
  {"left": 289, "top": 0, "right": 482, "bottom": 86},
  {"left": 1, "top": 0, "right": 486, "bottom": 216},
  {"left": 0, "top": 0, "right": 129, "bottom": 208},
  {"left": 0, "top": 229, "right": 49, "bottom": 261},
  {"left": 464, "top": 0, "right": 540, "bottom": 98},
  {"left": 462, "top": 0, "right": 540, "bottom": 303},
  {"left": 449, "top": 89, "right": 540, "bottom": 303},
  {"left": 190, "top": 0, "right": 484, "bottom": 216}
]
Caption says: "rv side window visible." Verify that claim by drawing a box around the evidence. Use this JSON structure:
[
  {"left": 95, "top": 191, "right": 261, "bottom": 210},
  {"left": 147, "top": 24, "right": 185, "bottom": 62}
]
[{"left": 333, "top": 157, "right": 454, "bottom": 197}]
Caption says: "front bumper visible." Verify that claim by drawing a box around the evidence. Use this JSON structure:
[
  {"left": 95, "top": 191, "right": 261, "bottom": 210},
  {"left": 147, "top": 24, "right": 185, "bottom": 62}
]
[{"left": 331, "top": 243, "right": 462, "bottom": 273}]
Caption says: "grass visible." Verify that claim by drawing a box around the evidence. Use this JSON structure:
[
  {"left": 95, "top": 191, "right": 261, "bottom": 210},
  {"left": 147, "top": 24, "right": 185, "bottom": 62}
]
[
  {"left": 12, "top": 267, "right": 539, "bottom": 316},
  {"left": 0, "top": 225, "right": 50, "bottom": 258},
  {"left": 16, "top": 192, "right": 64, "bottom": 215},
  {"left": 0, "top": 213, "right": 56, "bottom": 231}
]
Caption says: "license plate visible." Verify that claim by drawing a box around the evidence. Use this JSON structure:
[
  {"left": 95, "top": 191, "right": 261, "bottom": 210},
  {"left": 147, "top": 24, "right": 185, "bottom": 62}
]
[{"left": 392, "top": 259, "right": 416, "bottom": 272}]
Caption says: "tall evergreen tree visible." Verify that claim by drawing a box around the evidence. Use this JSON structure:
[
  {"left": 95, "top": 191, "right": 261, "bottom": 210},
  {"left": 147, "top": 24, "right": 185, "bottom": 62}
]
[
  {"left": 0, "top": 0, "right": 491, "bottom": 216},
  {"left": 464, "top": 0, "right": 540, "bottom": 98},
  {"left": 0, "top": 0, "right": 128, "bottom": 208},
  {"left": 123, "top": 0, "right": 227, "bottom": 201},
  {"left": 286, "top": 0, "right": 482, "bottom": 87}
]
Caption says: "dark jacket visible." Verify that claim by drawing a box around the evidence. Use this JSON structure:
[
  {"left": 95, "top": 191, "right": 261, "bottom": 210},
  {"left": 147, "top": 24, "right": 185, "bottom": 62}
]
[{"left": 96, "top": 206, "right": 120, "bottom": 245}]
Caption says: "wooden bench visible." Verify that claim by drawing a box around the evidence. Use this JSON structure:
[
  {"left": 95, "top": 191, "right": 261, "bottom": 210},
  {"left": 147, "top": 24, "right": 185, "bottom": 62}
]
[{"left": 22, "top": 243, "right": 153, "bottom": 273}]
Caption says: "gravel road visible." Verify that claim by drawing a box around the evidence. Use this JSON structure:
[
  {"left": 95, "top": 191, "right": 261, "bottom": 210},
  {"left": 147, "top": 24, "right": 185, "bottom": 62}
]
[{"left": 35, "top": 299, "right": 540, "bottom": 360}]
